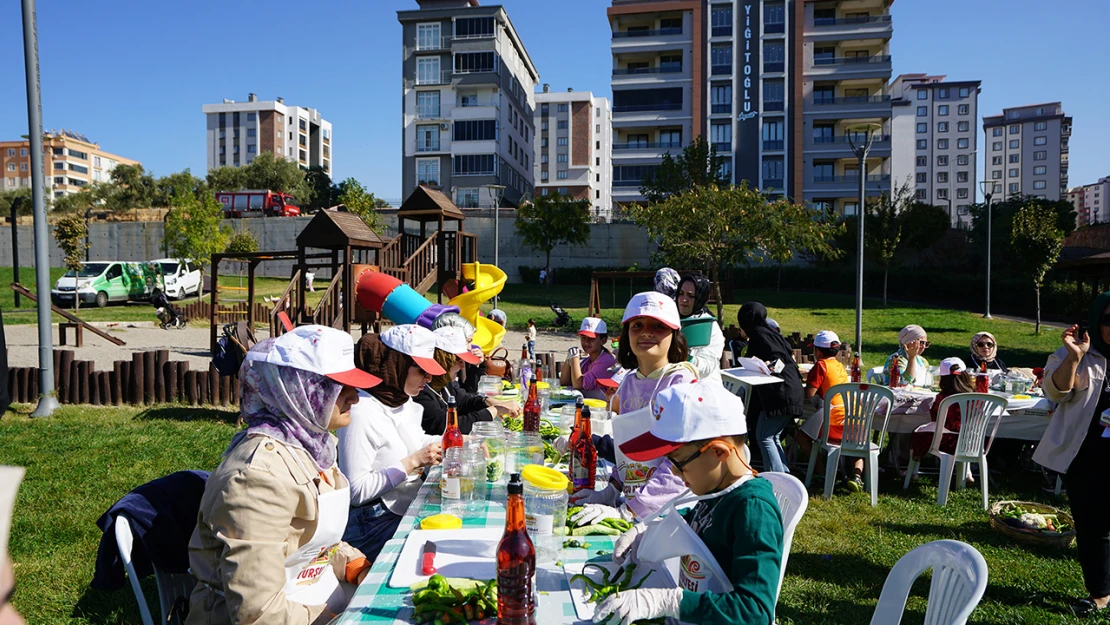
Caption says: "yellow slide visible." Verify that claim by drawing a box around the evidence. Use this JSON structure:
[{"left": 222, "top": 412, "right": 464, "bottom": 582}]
[{"left": 448, "top": 261, "right": 507, "bottom": 355}]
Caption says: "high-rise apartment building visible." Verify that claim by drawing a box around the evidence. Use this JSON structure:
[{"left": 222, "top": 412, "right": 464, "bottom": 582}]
[
  {"left": 891, "top": 74, "right": 980, "bottom": 226},
  {"left": 398, "top": 0, "right": 539, "bottom": 209},
  {"left": 0, "top": 130, "right": 139, "bottom": 199},
  {"left": 202, "top": 94, "right": 332, "bottom": 173},
  {"left": 534, "top": 86, "right": 613, "bottom": 221},
  {"left": 1069, "top": 176, "right": 1110, "bottom": 227},
  {"left": 982, "top": 102, "right": 1071, "bottom": 201}
]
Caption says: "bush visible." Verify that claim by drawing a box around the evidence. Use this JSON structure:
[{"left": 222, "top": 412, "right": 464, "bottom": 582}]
[{"left": 517, "top": 265, "right": 652, "bottom": 286}]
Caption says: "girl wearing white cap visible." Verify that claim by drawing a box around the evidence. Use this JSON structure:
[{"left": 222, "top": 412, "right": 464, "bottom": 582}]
[
  {"left": 907, "top": 357, "right": 975, "bottom": 484},
  {"left": 570, "top": 292, "right": 694, "bottom": 526},
  {"left": 561, "top": 317, "right": 618, "bottom": 400},
  {"left": 187, "top": 325, "right": 382, "bottom": 624},
  {"left": 337, "top": 325, "right": 448, "bottom": 562},
  {"left": 883, "top": 324, "right": 934, "bottom": 387}
]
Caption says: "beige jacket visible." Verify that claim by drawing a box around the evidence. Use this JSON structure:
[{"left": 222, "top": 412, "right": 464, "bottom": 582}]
[
  {"left": 186, "top": 436, "right": 365, "bottom": 625},
  {"left": 1033, "top": 346, "right": 1107, "bottom": 473}
]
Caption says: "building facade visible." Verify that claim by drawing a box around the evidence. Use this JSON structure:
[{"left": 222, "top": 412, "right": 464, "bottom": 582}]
[
  {"left": 202, "top": 94, "right": 332, "bottom": 173},
  {"left": 1069, "top": 176, "right": 1110, "bottom": 227},
  {"left": 891, "top": 74, "right": 980, "bottom": 226},
  {"left": 533, "top": 86, "right": 613, "bottom": 221},
  {"left": 982, "top": 102, "right": 1071, "bottom": 202},
  {"left": 398, "top": 0, "right": 539, "bottom": 209},
  {"left": 0, "top": 130, "right": 139, "bottom": 199},
  {"left": 801, "top": 0, "right": 894, "bottom": 215}
]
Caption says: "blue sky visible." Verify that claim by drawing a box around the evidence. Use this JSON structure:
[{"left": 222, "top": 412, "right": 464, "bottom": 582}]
[{"left": 1, "top": 0, "right": 1106, "bottom": 202}]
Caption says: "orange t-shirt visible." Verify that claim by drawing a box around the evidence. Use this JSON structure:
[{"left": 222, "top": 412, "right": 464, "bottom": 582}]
[{"left": 807, "top": 357, "right": 849, "bottom": 439}]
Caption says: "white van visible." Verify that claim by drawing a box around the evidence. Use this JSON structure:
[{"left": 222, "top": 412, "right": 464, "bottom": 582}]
[{"left": 152, "top": 258, "right": 201, "bottom": 299}]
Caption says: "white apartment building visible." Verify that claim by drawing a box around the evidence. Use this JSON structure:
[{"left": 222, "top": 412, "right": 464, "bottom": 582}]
[
  {"left": 534, "top": 86, "right": 613, "bottom": 221},
  {"left": 1069, "top": 176, "right": 1110, "bottom": 227},
  {"left": 202, "top": 94, "right": 333, "bottom": 173},
  {"left": 982, "top": 102, "right": 1071, "bottom": 202}
]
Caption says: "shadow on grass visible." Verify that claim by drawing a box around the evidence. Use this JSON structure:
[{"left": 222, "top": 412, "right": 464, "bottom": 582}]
[
  {"left": 72, "top": 579, "right": 155, "bottom": 625},
  {"left": 136, "top": 406, "right": 240, "bottom": 425}
]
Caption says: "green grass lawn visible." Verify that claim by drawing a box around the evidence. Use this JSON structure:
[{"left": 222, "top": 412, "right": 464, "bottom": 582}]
[{"left": 0, "top": 405, "right": 1092, "bottom": 624}]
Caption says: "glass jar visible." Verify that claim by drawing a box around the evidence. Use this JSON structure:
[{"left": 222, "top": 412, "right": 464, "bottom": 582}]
[
  {"left": 471, "top": 421, "right": 506, "bottom": 483},
  {"left": 461, "top": 443, "right": 488, "bottom": 512},
  {"left": 521, "top": 465, "right": 570, "bottom": 565},
  {"left": 505, "top": 431, "right": 544, "bottom": 477},
  {"left": 440, "top": 447, "right": 466, "bottom": 517}
]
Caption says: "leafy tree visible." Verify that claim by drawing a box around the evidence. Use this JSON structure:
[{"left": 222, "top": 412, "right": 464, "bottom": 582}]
[
  {"left": 155, "top": 169, "right": 208, "bottom": 206},
  {"left": 305, "top": 165, "right": 338, "bottom": 213},
  {"left": 514, "top": 192, "right": 593, "bottom": 276},
  {"left": 206, "top": 166, "right": 246, "bottom": 194},
  {"left": 1010, "top": 203, "right": 1064, "bottom": 334},
  {"left": 0, "top": 188, "right": 33, "bottom": 217},
  {"left": 899, "top": 201, "right": 950, "bottom": 250},
  {"left": 53, "top": 214, "right": 88, "bottom": 310},
  {"left": 52, "top": 187, "right": 101, "bottom": 215},
  {"left": 863, "top": 182, "right": 913, "bottom": 307},
  {"left": 374, "top": 196, "right": 392, "bottom": 209},
  {"left": 968, "top": 194, "right": 1077, "bottom": 271},
  {"left": 109, "top": 164, "right": 157, "bottom": 213},
  {"left": 763, "top": 199, "right": 843, "bottom": 294},
  {"left": 639, "top": 136, "right": 729, "bottom": 204},
  {"left": 226, "top": 229, "right": 259, "bottom": 254},
  {"left": 163, "top": 192, "right": 231, "bottom": 299},
  {"left": 239, "top": 152, "right": 310, "bottom": 202},
  {"left": 336, "top": 178, "right": 385, "bottom": 233}
]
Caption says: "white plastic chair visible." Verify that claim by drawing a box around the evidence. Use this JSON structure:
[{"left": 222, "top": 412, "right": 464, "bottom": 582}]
[
  {"left": 115, "top": 514, "right": 196, "bottom": 625},
  {"left": 869, "top": 539, "right": 989, "bottom": 625},
  {"left": 758, "top": 472, "right": 809, "bottom": 604},
  {"left": 903, "top": 393, "right": 1007, "bottom": 510},
  {"left": 804, "top": 383, "right": 895, "bottom": 506},
  {"left": 866, "top": 366, "right": 885, "bottom": 384}
]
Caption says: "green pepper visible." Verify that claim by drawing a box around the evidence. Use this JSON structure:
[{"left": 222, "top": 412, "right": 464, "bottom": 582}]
[
  {"left": 427, "top": 574, "right": 450, "bottom": 593},
  {"left": 413, "top": 588, "right": 439, "bottom": 606}
]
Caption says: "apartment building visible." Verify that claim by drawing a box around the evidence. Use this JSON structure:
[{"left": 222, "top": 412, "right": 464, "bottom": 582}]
[
  {"left": 801, "top": 0, "right": 894, "bottom": 215},
  {"left": 202, "top": 94, "right": 332, "bottom": 173},
  {"left": 982, "top": 102, "right": 1071, "bottom": 201},
  {"left": 398, "top": 0, "right": 539, "bottom": 209},
  {"left": 891, "top": 74, "right": 980, "bottom": 226},
  {"left": 1069, "top": 176, "right": 1110, "bottom": 227},
  {"left": 534, "top": 86, "right": 613, "bottom": 221},
  {"left": 0, "top": 130, "right": 139, "bottom": 199}
]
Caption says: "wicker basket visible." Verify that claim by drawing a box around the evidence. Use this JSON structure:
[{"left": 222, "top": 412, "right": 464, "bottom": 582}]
[{"left": 989, "top": 500, "right": 1075, "bottom": 548}]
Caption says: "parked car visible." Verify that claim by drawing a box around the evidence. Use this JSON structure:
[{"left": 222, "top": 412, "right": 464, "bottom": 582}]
[
  {"left": 153, "top": 258, "right": 201, "bottom": 299},
  {"left": 51, "top": 261, "right": 163, "bottom": 308}
]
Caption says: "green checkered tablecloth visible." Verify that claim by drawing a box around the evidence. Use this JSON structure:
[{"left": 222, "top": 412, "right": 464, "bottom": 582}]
[{"left": 337, "top": 469, "right": 614, "bottom": 624}]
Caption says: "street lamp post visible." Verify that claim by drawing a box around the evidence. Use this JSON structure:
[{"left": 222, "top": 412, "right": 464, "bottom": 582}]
[
  {"left": 979, "top": 180, "right": 994, "bottom": 319},
  {"left": 483, "top": 184, "right": 506, "bottom": 308},
  {"left": 847, "top": 125, "right": 879, "bottom": 356}
]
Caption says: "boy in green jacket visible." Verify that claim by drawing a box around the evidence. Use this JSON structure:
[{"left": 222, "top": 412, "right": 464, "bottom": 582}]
[{"left": 594, "top": 381, "right": 784, "bottom": 625}]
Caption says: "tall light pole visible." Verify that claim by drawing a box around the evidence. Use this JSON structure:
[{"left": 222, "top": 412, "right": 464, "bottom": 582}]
[
  {"left": 847, "top": 124, "right": 879, "bottom": 356},
  {"left": 482, "top": 184, "right": 505, "bottom": 308},
  {"left": 22, "top": 0, "right": 59, "bottom": 417},
  {"left": 980, "top": 180, "right": 994, "bottom": 319}
]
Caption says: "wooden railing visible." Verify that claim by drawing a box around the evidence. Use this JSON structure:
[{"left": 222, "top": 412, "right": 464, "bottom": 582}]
[
  {"left": 381, "top": 234, "right": 405, "bottom": 272},
  {"left": 459, "top": 232, "right": 478, "bottom": 264},
  {"left": 312, "top": 271, "right": 345, "bottom": 329},
  {"left": 404, "top": 235, "right": 440, "bottom": 295},
  {"left": 269, "top": 269, "right": 300, "bottom": 338}
]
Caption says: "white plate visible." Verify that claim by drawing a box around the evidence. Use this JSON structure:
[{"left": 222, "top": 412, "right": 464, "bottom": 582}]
[
  {"left": 564, "top": 561, "right": 671, "bottom": 621},
  {"left": 387, "top": 528, "right": 502, "bottom": 588}
]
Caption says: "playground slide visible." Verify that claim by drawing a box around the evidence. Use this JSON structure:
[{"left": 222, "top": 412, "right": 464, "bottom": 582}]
[{"left": 449, "top": 262, "right": 506, "bottom": 355}]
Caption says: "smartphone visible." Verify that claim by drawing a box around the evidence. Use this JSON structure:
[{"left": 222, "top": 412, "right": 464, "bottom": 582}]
[{"left": 1076, "top": 323, "right": 1087, "bottom": 340}]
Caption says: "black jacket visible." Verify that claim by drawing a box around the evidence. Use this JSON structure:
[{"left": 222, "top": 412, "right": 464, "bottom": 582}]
[
  {"left": 415, "top": 381, "right": 494, "bottom": 435},
  {"left": 738, "top": 303, "right": 805, "bottom": 418}
]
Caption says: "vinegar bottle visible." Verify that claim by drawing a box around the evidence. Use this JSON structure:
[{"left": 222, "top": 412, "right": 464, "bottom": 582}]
[
  {"left": 497, "top": 473, "right": 536, "bottom": 625},
  {"left": 570, "top": 406, "right": 597, "bottom": 493},
  {"left": 850, "top": 353, "right": 862, "bottom": 383},
  {"left": 976, "top": 360, "right": 990, "bottom": 393},
  {"left": 889, "top": 354, "right": 901, "bottom": 388},
  {"left": 522, "top": 376, "right": 541, "bottom": 433},
  {"left": 442, "top": 395, "right": 463, "bottom": 450}
]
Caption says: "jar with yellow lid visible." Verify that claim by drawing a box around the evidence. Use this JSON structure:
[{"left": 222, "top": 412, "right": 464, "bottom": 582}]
[{"left": 521, "top": 465, "right": 570, "bottom": 564}]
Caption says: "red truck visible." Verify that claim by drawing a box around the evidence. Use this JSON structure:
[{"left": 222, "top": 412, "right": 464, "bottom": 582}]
[{"left": 215, "top": 190, "right": 302, "bottom": 218}]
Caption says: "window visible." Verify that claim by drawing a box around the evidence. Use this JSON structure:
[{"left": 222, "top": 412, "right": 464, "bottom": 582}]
[
  {"left": 660, "top": 129, "right": 681, "bottom": 146},
  {"left": 916, "top": 139, "right": 927, "bottom": 150},
  {"left": 417, "top": 23, "right": 441, "bottom": 49},
  {"left": 938, "top": 88, "right": 949, "bottom": 99},
  {"left": 1009, "top": 125, "right": 1020, "bottom": 135},
  {"left": 957, "top": 172, "right": 969, "bottom": 183},
  {"left": 916, "top": 172, "right": 928, "bottom": 183},
  {"left": 660, "top": 54, "right": 683, "bottom": 72},
  {"left": 938, "top": 122, "right": 949, "bottom": 132},
  {"left": 53, "top": 162, "right": 64, "bottom": 170},
  {"left": 68, "top": 164, "right": 88, "bottom": 174},
  {"left": 68, "top": 149, "right": 87, "bottom": 160},
  {"left": 936, "top": 188, "right": 948, "bottom": 199},
  {"left": 1009, "top": 154, "right": 1019, "bottom": 163},
  {"left": 416, "top": 91, "right": 441, "bottom": 118},
  {"left": 917, "top": 123, "right": 927, "bottom": 134},
  {"left": 937, "top": 139, "right": 949, "bottom": 149},
  {"left": 763, "top": 81, "right": 785, "bottom": 107},
  {"left": 455, "top": 51, "right": 496, "bottom": 74},
  {"left": 762, "top": 120, "right": 784, "bottom": 150},
  {"left": 541, "top": 171, "right": 549, "bottom": 181},
  {"left": 765, "top": 2, "right": 785, "bottom": 28},
  {"left": 992, "top": 170, "right": 1002, "bottom": 180},
  {"left": 958, "top": 138, "right": 969, "bottom": 149},
  {"left": 993, "top": 141, "right": 1003, "bottom": 151},
  {"left": 247, "top": 129, "right": 256, "bottom": 138},
  {"left": 1034, "top": 121, "right": 1047, "bottom": 131},
  {"left": 937, "top": 172, "right": 948, "bottom": 183},
  {"left": 557, "top": 153, "right": 567, "bottom": 163},
  {"left": 1034, "top": 150, "right": 1047, "bottom": 160},
  {"left": 454, "top": 16, "right": 494, "bottom": 38},
  {"left": 959, "top": 87, "right": 970, "bottom": 98},
  {"left": 557, "top": 137, "right": 568, "bottom": 146},
  {"left": 247, "top": 144, "right": 257, "bottom": 153},
  {"left": 937, "top": 156, "right": 948, "bottom": 166},
  {"left": 453, "top": 154, "right": 495, "bottom": 175},
  {"left": 541, "top": 104, "right": 549, "bottom": 115},
  {"left": 992, "top": 128, "right": 1003, "bottom": 137},
  {"left": 958, "top": 121, "right": 969, "bottom": 132},
  {"left": 957, "top": 155, "right": 969, "bottom": 166},
  {"left": 541, "top": 154, "right": 548, "bottom": 164},
  {"left": 1009, "top": 183, "right": 1019, "bottom": 193},
  {"left": 416, "top": 125, "right": 440, "bottom": 151},
  {"left": 5, "top": 164, "right": 13, "bottom": 172},
  {"left": 957, "top": 188, "right": 969, "bottom": 199},
  {"left": 712, "top": 6, "right": 733, "bottom": 36},
  {"left": 1034, "top": 136, "right": 1047, "bottom": 145},
  {"left": 762, "top": 157, "right": 784, "bottom": 182},
  {"left": 557, "top": 171, "right": 568, "bottom": 179},
  {"left": 959, "top": 104, "right": 969, "bottom": 115},
  {"left": 917, "top": 106, "right": 927, "bottom": 117},
  {"left": 416, "top": 158, "right": 439, "bottom": 185},
  {"left": 711, "top": 123, "right": 731, "bottom": 150},
  {"left": 1034, "top": 180, "right": 1047, "bottom": 190},
  {"left": 711, "top": 44, "right": 731, "bottom": 74},
  {"left": 20, "top": 148, "right": 27, "bottom": 156},
  {"left": 917, "top": 90, "right": 928, "bottom": 100},
  {"left": 299, "top": 119, "right": 306, "bottom": 131},
  {"left": 556, "top": 120, "right": 568, "bottom": 130},
  {"left": 541, "top": 138, "right": 548, "bottom": 148},
  {"left": 1034, "top": 166, "right": 1047, "bottom": 175},
  {"left": 557, "top": 103, "right": 568, "bottom": 113},
  {"left": 541, "top": 121, "right": 548, "bottom": 131},
  {"left": 417, "top": 57, "right": 441, "bottom": 84},
  {"left": 453, "top": 120, "right": 496, "bottom": 141},
  {"left": 938, "top": 105, "right": 949, "bottom": 116},
  {"left": 916, "top": 156, "right": 927, "bottom": 167},
  {"left": 916, "top": 189, "right": 927, "bottom": 200},
  {"left": 53, "top": 176, "right": 63, "bottom": 184},
  {"left": 992, "top": 156, "right": 1002, "bottom": 165},
  {"left": 596, "top": 125, "right": 600, "bottom": 133},
  {"left": 1009, "top": 168, "right": 1019, "bottom": 177},
  {"left": 5, "top": 149, "right": 12, "bottom": 157},
  {"left": 763, "top": 41, "right": 785, "bottom": 72},
  {"left": 1009, "top": 139, "right": 1020, "bottom": 149}
]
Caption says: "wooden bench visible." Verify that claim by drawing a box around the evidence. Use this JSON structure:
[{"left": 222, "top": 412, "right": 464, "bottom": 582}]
[{"left": 59, "top": 322, "right": 84, "bottom": 347}]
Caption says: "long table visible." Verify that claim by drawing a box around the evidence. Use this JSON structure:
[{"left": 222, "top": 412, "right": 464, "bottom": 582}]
[
  {"left": 338, "top": 469, "right": 612, "bottom": 625},
  {"left": 879, "top": 388, "right": 1055, "bottom": 441}
]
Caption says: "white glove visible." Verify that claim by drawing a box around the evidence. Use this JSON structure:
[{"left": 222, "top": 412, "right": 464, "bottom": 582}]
[
  {"left": 570, "top": 482, "right": 620, "bottom": 507},
  {"left": 592, "top": 588, "right": 683, "bottom": 625},
  {"left": 567, "top": 346, "right": 583, "bottom": 360},
  {"left": 569, "top": 503, "right": 632, "bottom": 527},
  {"left": 554, "top": 435, "right": 571, "bottom": 455},
  {"left": 612, "top": 522, "right": 647, "bottom": 566}
]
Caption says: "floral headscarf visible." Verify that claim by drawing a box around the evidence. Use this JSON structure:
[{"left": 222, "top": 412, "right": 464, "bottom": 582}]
[
  {"left": 229, "top": 338, "right": 343, "bottom": 472},
  {"left": 654, "top": 267, "right": 680, "bottom": 298}
]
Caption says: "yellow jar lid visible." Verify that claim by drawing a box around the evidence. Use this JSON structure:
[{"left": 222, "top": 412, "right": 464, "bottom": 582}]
[
  {"left": 420, "top": 514, "right": 463, "bottom": 530},
  {"left": 521, "top": 464, "right": 569, "bottom": 491},
  {"left": 536, "top": 382, "right": 551, "bottom": 390},
  {"left": 583, "top": 399, "right": 607, "bottom": 409}
]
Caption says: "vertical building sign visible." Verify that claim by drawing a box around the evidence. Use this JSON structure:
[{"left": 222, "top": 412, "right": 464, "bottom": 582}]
[{"left": 735, "top": 1, "right": 761, "bottom": 187}]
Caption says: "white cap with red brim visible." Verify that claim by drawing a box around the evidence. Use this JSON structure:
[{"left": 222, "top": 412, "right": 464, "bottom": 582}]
[
  {"left": 433, "top": 326, "right": 482, "bottom": 365},
  {"left": 246, "top": 324, "right": 382, "bottom": 388},
  {"left": 621, "top": 292, "right": 681, "bottom": 330},
  {"left": 381, "top": 324, "right": 447, "bottom": 375},
  {"left": 620, "top": 381, "right": 746, "bottom": 462}
]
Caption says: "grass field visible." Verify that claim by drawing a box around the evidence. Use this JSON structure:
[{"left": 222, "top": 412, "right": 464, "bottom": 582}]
[{"left": 0, "top": 405, "right": 1091, "bottom": 624}]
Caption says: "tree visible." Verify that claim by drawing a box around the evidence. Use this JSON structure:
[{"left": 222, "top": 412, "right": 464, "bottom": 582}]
[
  {"left": 164, "top": 192, "right": 231, "bottom": 299},
  {"left": 763, "top": 199, "right": 843, "bottom": 294},
  {"left": 226, "top": 229, "right": 259, "bottom": 254},
  {"left": 109, "top": 164, "right": 157, "bottom": 213},
  {"left": 639, "top": 136, "right": 729, "bottom": 204},
  {"left": 206, "top": 166, "right": 246, "bottom": 194},
  {"left": 864, "top": 182, "right": 912, "bottom": 307},
  {"left": 515, "top": 192, "right": 593, "bottom": 275},
  {"left": 304, "top": 166, "right": 338, "bottom": 213},
  {"left": 899, "top": 201, "right": 949, "bottom": 250},
  {"left": 52, "top": 187, "right": 102, "bottom": 215},
  {"left": 0, "top": 188, "right": 33, "bottom": 217},
  {"left": 1011, "top": 203, "right": 1064, "bottom": 334},
  {"left": 239, "top": 152, "right": 310, "bottom": 202},
  {"left": 968, "top": 194, "right": 1077, "bottom": 265},
  {"left": 53, "top": 214, "right": 88, "bottom": 311},
  {"left": 336, "top": 178, "right": 385, "bottom": 233},
  {"left": 155, "top": 169, "right": 208, "bottom": 206}
]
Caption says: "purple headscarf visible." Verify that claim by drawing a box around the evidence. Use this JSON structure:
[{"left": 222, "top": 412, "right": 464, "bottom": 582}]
[{"left": 227, "top": 338, "right": 343, "bottom": 472}]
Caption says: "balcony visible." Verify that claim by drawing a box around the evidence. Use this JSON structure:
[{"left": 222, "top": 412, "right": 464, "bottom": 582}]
[
  {"left": 713, "top": 142, "right": 732, "bottom": 153},
  {"left": 711, "top": 103, "right": 731, "bottom": 115},
  {"left": 415, "top": 70, "right": 452, "bottom": 86},
  {"left": 712, "top": 25, "right": 732, "bottom": 37},
  {"left": 808, "top": 55, "right": 892, "bottom": 80},
  {"left": 763, "top": 61, "right": 785, "bottom": 73},
  {"left": 806, "top": 95, "right": 892, "bottom": 119},
  {"left": 808, "top": 134, "right": 891, "bottom": 155},
  {"left": 613, "top": 102, "right": 683, "bottom": 113},
  {"left": 613, "top": 27, "right": 683, "bottom": 39},
  {"left": 711, "top": 64, "right": 732, "bottom": 76},
  {"left": 765, "top": 22, "right": 785, "bottom": 34},
  {"left": 415, "top": 142, "right": 443, "bottom": 153},
  {"left": 764, "top": 101, "right": 785, "bottom": 112},
  {"left": 814, "top": 55, "right": 891, "bottom": 66},
  {"left": 613, "top": 141, "right": 683, "bottom": 151},
  {"left": 613, "top": 65, "right": 683, "bottom": 76},
  {"left": 614, "top": 179, "right": 645, "bottom": 187},
  {"left": 762, "top": 178, "right": 784, "bottom": 189},
  {"left": 814, "top": 15, "right": 893, "bottom": 27},
  {"left": 413, "top": 36, "right": 452, "bottom": 53},
  {"left": 808, "top": 15, "right": 893, "bottom": 42},
  {"left": 763, "top": 140, "right": 784, "bottom": 151},
  {"left": 812, "top": 173, "right": 891, "bottom": 184}
]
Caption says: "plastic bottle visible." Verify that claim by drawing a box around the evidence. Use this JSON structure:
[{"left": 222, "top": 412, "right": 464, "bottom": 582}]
[
  {"left": 440, "top": 447, "right": 465, "bottom": 517},
  {"left": 519, "top": 344, "right": 533, "bottom": 390},
  {"left": 569, "top": 406, "right": 597, "bottom": 493},
  {"left": 889, "top": 354, "right": 901, "bottom": 388},
  {"left": 497, "top": 473, "right": 536, "bottom": 625},
  {"left": 442, "top": 395, "right": 463, "bottom": 450},
  {"left": 850, "top": 353, "right": 862, "bottom": 383},
  {"left": 522, "top": 375, "right": 541, "bottom": 433}
]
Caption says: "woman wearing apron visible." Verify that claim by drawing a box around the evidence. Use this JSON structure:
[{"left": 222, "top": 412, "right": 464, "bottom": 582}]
[
  {"left": 337, "top": 325, "right": 447, "bottom": 562},
  {"left": 187, "top": 325, "right": 382, "bottom": 625}
]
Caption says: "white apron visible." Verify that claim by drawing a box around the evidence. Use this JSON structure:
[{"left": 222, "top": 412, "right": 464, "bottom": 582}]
[
  {"left": 281, "top": 457, "right": 352, "bottom": 611},
  {"left": 612, "top": 376, "right": 668, "bottom": 500},
  {"left": 636, "top": 475, "right": 755, "bottom": 594}
]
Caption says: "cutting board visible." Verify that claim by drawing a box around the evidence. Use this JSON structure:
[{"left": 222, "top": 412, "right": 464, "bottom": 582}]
[
  {"left": 388, "top": 528, "right": 503, "bottom": 588},
  {"left": 564, "top": 561, "right": 673, "bottom": 621}
]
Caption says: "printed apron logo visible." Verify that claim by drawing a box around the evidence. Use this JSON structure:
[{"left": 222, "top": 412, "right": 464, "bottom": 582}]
[{"left": 679, "top": 554, "right": 707, "bottom": 591}]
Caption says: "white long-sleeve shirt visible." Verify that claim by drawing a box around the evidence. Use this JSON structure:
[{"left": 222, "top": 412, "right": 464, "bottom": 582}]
[{"left": 336, "top": 391, "right": 439, "bottom": 515}]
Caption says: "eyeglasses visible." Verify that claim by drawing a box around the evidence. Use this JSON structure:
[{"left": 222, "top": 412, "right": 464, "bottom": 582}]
[
  {"left": 668, "top": 441, "right": 718, "bottom": 473},
  {"left": 918, "top": 340, "right": 931, "bottom": 348},
  {"left": 976, "top": 341, "right": 995, "bottom": 348},
  {"left": 1100, "top": 314, "right": 1110, "bottom": 327}
]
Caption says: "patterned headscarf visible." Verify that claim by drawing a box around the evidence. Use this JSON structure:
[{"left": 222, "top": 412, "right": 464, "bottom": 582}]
[
  {"left": 430, "top": 349, "right": 460, "bottom": 392},
  {"left": 970, "top": 332, "right": 997, "bottom": 362},
  {"left": 898, "top": 325, "right": 927, "bottom": 347},
  {"left": 229, "top": 338, "right": 344, "bottom": 472},
  {"left": 654, "top": 267, "right": 680, "bottom": 298}
]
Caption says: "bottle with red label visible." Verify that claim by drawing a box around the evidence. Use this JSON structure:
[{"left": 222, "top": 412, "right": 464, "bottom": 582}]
[
  {"left": 497, "top": 473, "right": 536, "bottom": 625},
  {"left": 442, "top": 395, "right": 463, "bottom": 450},
  {"left": 850, "top": 353, "right": 862, "bottom": 383},
  {"left": 522, "top": 376, "right": 541, "bottom": 433},
  {"left": 567, "top": 397, "right": 584, "bottom": 451},
  {"left": 975, "top": 360, "right": 990, "bottom": 393},
  {"left": 569, "top": 405, "right": 597, "bottom": 493},
  {"left": 889, "top": 354, "right": 901, "bottom": 388}
]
